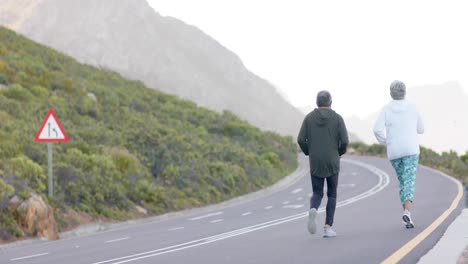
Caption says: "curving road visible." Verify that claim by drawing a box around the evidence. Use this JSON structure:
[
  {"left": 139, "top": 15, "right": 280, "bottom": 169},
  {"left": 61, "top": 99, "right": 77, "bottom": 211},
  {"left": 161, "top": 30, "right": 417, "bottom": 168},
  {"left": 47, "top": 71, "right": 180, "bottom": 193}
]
[{"left": 0, "top": 155, "right": 464, "bottom": 264}]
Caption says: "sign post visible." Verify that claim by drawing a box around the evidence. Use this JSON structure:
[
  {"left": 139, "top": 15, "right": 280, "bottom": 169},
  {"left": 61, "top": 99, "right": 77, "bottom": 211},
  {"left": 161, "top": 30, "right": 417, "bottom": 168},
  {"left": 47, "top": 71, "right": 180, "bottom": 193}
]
[
  {"left": 34, "top": 109, "right": 69, "bottom": 197},
  {"left": 48, "top": 143, "right": 53, "bottom": 197}
]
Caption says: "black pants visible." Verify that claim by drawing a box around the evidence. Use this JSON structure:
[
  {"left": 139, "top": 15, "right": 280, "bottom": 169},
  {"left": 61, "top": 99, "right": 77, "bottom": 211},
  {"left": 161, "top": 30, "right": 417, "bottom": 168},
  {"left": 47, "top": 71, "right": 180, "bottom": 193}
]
[{"left": 310, "top": 174, "right": 339, "bottom": 226}]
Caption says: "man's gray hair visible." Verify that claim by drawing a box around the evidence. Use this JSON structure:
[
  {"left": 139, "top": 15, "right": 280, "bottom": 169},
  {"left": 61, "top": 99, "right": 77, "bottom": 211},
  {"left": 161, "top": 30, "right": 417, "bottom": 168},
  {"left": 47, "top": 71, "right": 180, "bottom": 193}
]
[
  {"left": 390, "top": 80, "right": 406, "bottom": 100},
  {"left": 316, "top": 90, "right": 332, "bottom": 107}
]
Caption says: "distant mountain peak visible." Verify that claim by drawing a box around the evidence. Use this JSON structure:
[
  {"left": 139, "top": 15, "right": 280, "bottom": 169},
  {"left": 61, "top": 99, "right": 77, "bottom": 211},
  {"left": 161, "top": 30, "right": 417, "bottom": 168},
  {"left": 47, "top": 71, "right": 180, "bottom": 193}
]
[
  {"left": 346, "top": 82, "right": 468, "bottom": 153},
  {"left": 298, "top": 105, "right": 314, "bottom": 115},
  {"left": 0, "top": 0, "right": 42, "bottom": 30},
  {"left": 0, "top": 0, "right": 304, "bottom": 136}
]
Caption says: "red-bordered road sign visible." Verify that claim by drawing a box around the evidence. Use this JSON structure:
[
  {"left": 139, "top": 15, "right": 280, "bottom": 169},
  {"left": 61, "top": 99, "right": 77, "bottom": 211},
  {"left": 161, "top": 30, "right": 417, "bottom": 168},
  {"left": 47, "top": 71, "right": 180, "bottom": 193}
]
[{"left": 34, "top": 109, "right": 69, "bottom": 142}]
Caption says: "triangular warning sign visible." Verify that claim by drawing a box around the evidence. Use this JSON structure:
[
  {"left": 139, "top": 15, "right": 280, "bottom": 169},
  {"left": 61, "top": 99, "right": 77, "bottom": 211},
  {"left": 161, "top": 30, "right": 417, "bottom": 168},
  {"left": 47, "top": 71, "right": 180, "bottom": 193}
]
[{"left": 34, "top": 109, "right": 69, "bottom": 142}]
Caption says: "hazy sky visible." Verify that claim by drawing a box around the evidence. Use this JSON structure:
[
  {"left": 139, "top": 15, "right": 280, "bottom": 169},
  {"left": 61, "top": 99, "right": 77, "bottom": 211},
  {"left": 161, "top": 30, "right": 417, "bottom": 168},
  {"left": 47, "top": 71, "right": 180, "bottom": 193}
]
[{"left": 147, "top": 0, "right": 468, "bottom": 118}]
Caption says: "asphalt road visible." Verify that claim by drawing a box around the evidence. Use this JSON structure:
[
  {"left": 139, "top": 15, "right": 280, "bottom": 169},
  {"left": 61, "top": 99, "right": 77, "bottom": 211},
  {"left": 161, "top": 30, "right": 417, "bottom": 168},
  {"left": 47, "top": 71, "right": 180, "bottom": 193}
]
[{"left": 0, "top": 155, "right": 464, "bottom": 264}]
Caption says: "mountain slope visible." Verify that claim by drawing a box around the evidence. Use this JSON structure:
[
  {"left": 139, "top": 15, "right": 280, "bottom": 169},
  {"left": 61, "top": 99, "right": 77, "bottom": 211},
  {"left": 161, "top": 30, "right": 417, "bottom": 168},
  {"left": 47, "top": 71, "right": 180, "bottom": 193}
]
[
  {"left": 345, "top": 82, "right": 468, "bottom": 153},
  {"left": 0, "top": 26, "right": 297, "bottom": 240},
  {"left": 0, "top": 0, "right": 304, "bottom": 136}
]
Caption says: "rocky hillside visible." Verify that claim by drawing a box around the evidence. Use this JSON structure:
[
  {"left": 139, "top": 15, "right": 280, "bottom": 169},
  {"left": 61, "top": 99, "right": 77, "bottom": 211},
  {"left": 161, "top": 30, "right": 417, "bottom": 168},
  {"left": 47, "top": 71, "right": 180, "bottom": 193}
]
[
  {"left": 0, "top": 0, "right": 304, "bottom": 136},
  {"left": 0, "top": 26, "right": 297, "bottom": 241}
]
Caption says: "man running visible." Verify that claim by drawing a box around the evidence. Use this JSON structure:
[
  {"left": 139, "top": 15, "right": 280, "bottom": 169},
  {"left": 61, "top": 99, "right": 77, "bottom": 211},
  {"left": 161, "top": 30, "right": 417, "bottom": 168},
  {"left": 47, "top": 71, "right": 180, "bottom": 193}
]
[{"left": 297, "top": 90, "right": 349, "bottom": 238}]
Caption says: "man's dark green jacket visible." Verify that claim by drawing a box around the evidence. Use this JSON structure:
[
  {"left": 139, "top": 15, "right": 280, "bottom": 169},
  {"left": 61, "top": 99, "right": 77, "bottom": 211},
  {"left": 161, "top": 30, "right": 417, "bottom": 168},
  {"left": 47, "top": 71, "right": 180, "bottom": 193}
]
[{"left": 297, "top": 108, "right": 349, "bottom": 178}]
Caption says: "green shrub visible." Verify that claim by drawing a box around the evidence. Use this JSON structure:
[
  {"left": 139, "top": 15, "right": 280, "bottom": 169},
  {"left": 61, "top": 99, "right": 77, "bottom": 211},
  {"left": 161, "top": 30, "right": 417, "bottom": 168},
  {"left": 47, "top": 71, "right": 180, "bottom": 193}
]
[
  {"left": 0, "top": 26, "right": 299, "bottom": 239},
  {"left": 4, "top": 155, "right": 46, "bottom": 193},
  {"left": 0, "top": 73, "right": 8, "bottom": 85},
  {"left": 0, "top": 211, "right": 23, "bottom": 239},
  {"left": 3, "top": 84, "right": 32, "bottom": 101},
  {"left": 30, "top": 85, "right": 49, "bottom": 98},
  {"left": 0, "top": 178, "right": 14, "bottom": 200},
  {"left": 351, "top": 143, "right": 468, "bottom": 185}
]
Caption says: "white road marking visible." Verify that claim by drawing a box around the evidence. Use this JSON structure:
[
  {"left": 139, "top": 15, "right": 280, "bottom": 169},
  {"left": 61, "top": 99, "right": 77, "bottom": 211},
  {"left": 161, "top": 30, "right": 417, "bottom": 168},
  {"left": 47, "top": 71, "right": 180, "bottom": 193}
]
[
  {"left": 189, "top": 211, "right": 223, "bottom": 221},
  {"left": 291, "top": 188, "right": 303, "bottom": 194},
  {"left": 283, "top": 204, "right": 305, "bottom": 209},
  {"left": 297, "top": 197, "right": 304, "bottom": 201},
  {"left": 92, "top": 159, "right": 390, "bottom": 264},
  {"left": 264, "top": 206, "right": 273, "bottom": 210},
  {"left": 93, "top": 213, "right": 319, "bottom": 264},
  {"left": 282, "top": 201, "right": 290, "bottom": 205},
  {"left": 210, "top": 219, "right": 224, "bottom": 223},
  {"left": 10, "top": 253, "right": 49, "bottom": 261},
  {"left": 340, "top": 183, "right": 356, "bottom": 188},
  {"left": 168, "top": 227, "right": 185, "bottom": 231},
  {"left": 105, "top": 237, "right": 130, "bottom": 243},
  {"left": 242, "top": 212, "right": 252, "bottom": 216}
]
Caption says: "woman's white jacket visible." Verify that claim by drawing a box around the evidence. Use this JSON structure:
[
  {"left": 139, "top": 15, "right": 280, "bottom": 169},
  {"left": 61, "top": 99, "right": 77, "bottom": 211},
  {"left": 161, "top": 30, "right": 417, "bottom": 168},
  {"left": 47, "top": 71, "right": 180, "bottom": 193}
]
[{"left": 373, "top": 100, "right": 424, "bottom": 160}]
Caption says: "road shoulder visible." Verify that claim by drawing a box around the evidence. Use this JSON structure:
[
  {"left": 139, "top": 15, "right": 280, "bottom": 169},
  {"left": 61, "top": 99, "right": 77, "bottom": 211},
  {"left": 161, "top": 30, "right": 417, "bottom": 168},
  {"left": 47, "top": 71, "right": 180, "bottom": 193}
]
[
  {"left": 0, "top": 156, "right": 308, "bottom": 247},
  {"left": 418, "top": 208, "right": 468, "bottom": 264}
]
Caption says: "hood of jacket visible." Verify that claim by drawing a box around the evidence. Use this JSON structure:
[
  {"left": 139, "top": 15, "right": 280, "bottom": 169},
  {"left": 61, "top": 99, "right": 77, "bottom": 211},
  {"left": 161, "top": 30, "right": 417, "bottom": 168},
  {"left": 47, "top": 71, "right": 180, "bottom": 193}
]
[
  {"left": 388, "top": 100, "right": 411, "bottom": 113},
  {"left": 311, "top": 108, "right": 336, "bottom": 126}
]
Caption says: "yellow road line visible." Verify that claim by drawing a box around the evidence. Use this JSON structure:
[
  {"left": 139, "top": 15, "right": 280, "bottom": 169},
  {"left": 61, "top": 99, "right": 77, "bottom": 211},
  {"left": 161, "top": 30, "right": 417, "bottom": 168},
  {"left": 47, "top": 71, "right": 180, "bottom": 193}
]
[{"left": 381, "top": 166, "right": 464, "bottom": 264}]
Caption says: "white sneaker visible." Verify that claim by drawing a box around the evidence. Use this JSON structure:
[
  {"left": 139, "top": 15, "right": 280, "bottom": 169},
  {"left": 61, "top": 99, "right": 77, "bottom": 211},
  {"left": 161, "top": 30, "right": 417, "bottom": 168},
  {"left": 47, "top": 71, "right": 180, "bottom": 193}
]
[
  {"left": 307, "top": 208, "right": 317, "bottom": 234},
  {"left": 402, "top": 212, "right": 414, "bottom": 229},
  {"left": 323, "top": 226, "right": 337, "bottom": 238}
]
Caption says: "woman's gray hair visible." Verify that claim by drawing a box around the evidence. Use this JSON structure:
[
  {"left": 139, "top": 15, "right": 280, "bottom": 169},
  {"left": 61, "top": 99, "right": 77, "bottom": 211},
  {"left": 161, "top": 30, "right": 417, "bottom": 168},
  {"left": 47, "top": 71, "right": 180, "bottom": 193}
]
[{"left": 390, "top": 80, "right": 406, "bottom": 100}]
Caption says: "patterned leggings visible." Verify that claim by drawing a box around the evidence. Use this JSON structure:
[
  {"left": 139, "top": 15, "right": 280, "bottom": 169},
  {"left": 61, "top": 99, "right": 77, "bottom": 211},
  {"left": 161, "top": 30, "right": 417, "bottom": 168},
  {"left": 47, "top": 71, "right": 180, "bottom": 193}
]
[{"left": 390, "top": 155, "right": 419, "bottom": 205}]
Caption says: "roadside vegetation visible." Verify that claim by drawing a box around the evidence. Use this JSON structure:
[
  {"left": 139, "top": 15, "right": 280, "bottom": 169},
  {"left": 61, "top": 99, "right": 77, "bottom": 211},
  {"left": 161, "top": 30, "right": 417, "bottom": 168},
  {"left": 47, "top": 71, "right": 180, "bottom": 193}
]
[
  {"left": 0, "top": 26, "right": 298, "bottom": 241},
  {"left": 349, "top": 142, "right": 468, "bottom": 185}
]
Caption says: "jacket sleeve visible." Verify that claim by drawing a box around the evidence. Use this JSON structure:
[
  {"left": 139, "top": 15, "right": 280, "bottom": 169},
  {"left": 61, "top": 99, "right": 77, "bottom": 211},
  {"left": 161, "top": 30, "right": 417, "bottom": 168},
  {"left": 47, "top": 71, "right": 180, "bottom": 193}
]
[
  {"left": 297, "top": 117, "right": 309, "bottom": 156},
  {"left": 417, "top": 111, "right": 424, "bottom": 134},
  {"left": 373, "top": 109, "right": 387, "bottom": 145},
  {"left": 338, "top": 116, "right": 349, "bottom": 156}
]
